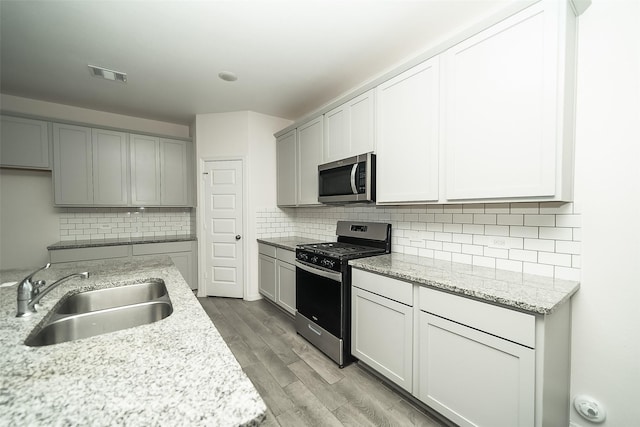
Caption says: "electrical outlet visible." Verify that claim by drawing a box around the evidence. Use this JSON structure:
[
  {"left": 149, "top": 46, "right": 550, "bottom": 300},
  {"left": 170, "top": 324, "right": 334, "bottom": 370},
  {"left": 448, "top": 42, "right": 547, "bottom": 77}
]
[{"left": 489, "top": 237, "right": 509, "bottom": 249}]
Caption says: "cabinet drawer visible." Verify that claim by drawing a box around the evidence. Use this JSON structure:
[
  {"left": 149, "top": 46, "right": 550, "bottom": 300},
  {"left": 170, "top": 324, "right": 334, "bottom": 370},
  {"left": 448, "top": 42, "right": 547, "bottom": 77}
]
[
  {"left": 352, "top": 269, "right": 413, "bottom": 306},
  {"left": 50, "top": 245, "right": 130, "bottom": 263},
  {"left": 258, "top": 243, "right": 277, "bottom": 258},
  {"left": 277, "top": 248, "right": 295, "bottom": 264},
  {"left": 419, "top": 286, "right": 535, "bottom": 348},
  {"left": 132, "top": 241, "right": 193, "bottom": 255}
]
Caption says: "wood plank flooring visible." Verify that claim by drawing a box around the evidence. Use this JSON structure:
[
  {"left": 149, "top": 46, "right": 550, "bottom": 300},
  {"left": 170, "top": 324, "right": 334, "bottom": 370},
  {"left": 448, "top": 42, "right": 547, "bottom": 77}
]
[{"left": 198, "top": 296, "right": 448, "bottom": 427}]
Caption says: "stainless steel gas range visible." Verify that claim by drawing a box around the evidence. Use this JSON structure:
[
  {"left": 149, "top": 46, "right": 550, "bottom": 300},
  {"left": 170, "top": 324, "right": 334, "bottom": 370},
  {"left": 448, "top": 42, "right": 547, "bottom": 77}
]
[{"left": 294, "top": 221, "right": 391, "bottom": 367}]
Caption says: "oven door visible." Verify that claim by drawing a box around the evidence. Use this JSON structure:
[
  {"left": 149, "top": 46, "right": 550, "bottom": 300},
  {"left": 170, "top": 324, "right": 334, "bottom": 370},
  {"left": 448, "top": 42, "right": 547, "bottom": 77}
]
[{"left": 295, "top": 260, "right": 342, "bottom": 338}]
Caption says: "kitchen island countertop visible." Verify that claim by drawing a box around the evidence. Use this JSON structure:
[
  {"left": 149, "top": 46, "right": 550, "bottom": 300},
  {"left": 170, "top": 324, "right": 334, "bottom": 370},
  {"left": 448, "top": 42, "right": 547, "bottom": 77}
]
[
  {"left": 0, "top": 256, "right": 265, "bottom": 426},
  {"left": 350, "top": 253, "right": 580, "bottom": 315}
]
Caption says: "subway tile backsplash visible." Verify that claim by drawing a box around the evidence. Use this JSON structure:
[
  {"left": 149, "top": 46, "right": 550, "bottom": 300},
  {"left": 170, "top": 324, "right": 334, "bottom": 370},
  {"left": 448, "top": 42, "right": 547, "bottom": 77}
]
[
  {"left": 58, "top": 207, "right": 195, "bottom": 241},
  {"left": 256, "top": 202, "right": 581, "bottom": 281}
]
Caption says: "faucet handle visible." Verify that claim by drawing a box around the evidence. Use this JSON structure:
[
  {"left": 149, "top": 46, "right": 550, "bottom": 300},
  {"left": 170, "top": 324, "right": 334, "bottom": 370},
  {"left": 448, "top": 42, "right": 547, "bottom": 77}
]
[{"left": 20, "top": 263, "right": 51, "bottom": 285}]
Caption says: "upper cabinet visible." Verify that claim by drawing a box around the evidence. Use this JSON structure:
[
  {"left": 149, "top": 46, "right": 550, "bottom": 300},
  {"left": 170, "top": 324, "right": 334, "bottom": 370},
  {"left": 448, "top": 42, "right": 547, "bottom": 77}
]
[
  {"left": 130, "top": 134, "right": 162, "bottom": 205},
  {"left": 160, "top": 138, "right": 190, "bottom": 206},
  {"left": 130, "top": 134, "right": 193, "bottom": 207},
  {"left": 274, "top": 0, "right": 583, "bottom": 206},
  {"left": 52, "top": 123, "right": 95, "bottom": 205},
  {"left": 52, "top": 125, "right": 193, "bottom": 207},
  {"left": 276, "top": 118, "right": 323, "bottom": 207},
  {"left": 0, "top": 115, "right": 51, "bottom": 170},
  {"left": 442, "top": 0, "right": 577, "bottom": 202},
  {"left": 323, "top": 90, "right": 375, "bottom": 163},
  {"left": 297, "top": 116, "right": 323, "bottom": 206},
  {"left": 276, "top": 129, "right": 297, "bottom": 207},
  {"left": 92, "top": 128, "right": 129, "bottom": 206},
  {"left": 53, "top": 124, "right": 129, "bottom": 206},
  {"left": 376, "top": 57, "right": 441, "bottom": 204}
]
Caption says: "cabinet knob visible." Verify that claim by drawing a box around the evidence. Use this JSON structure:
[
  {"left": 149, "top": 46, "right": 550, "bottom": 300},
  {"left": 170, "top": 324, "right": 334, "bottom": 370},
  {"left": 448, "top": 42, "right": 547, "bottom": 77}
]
[{"left": 235, "top": 235, "right": 242, "bottom": 240}]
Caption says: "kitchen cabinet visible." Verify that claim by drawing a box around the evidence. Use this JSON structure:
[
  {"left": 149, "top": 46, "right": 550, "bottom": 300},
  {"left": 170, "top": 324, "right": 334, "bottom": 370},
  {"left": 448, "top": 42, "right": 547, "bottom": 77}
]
[
  {"left": 130, "top": 134, "right": 193, "bottom": 207},
  {"left": 53, "top": 124, "right": 129, "bottom": 206},
  {"left": 350, "top": 266, "right": 573, "bottom": 427},
  {"left": 0, "top": 115, "right": 51, "bottom": 170},
  {"left": 130, "top": 133, "right": 161, "bottom": 205},
  {"left": 92, "top": 128, "right": 129, "bottom": 205},
  {"left": 258, "top": 243, "right": 296, "bottom": 315},
  {"left": 375, "top": 56, "right": 440, "bottom": 204},
  {"left": 417, "top": 287, "right": 535, "bottom": 427},
  {"left": 132, "top": 241, "right": 197, "bottom": 289},
  {"left": 351, "top": 269, "right": 413, "bottom": 392},
  {"left": 276, "top": 129, "right": 297, "bottom": 207},
  {"left": 443, "top": 0, "right": 578, "bottom": 202},
  {"left": 297, "top": 116, "right": 323, "bottom": 206},
  {"left": 323, "top": 90, "right": 375, "bottom": 163},
  {"left": 49, "top": 240, "right": 198, "bottom": 289}
]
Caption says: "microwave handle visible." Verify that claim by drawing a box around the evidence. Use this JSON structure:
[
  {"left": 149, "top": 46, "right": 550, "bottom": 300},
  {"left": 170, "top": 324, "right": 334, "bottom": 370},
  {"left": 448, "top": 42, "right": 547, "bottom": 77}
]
[{"left": 350, "top": 163, "right": 358, "bottom": 194}]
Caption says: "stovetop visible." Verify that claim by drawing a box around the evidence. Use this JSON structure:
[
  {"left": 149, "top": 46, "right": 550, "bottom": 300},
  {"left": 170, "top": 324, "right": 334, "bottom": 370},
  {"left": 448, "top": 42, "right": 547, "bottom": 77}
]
[{"left": 299, "top": 242, "right": 385, "bottom": 257}]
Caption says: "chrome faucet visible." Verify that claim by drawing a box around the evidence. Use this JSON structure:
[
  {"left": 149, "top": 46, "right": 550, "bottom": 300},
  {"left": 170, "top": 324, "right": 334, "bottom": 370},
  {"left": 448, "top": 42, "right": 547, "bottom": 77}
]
[{"left": 16, "top": 264, "right": 89, "bottom": 317}]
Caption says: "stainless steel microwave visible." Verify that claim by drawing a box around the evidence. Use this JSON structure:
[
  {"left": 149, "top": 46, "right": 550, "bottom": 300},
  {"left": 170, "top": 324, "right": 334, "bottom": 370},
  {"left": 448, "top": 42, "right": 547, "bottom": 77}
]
[{"left": 318, "top": 153, "right": 375, "bottom": 203}]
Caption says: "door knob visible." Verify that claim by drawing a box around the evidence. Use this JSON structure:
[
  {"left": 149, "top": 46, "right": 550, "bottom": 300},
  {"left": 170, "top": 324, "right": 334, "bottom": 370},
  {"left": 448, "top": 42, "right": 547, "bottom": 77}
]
[{"left": 235, "top": 235, "right": 242, "bottom": 240}]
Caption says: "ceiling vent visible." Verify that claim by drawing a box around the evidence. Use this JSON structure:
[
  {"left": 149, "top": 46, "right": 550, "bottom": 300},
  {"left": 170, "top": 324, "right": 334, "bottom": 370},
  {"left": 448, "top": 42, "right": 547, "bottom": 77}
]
[{"left": 88, "top": 65, "right": 127, "bottom": 83}]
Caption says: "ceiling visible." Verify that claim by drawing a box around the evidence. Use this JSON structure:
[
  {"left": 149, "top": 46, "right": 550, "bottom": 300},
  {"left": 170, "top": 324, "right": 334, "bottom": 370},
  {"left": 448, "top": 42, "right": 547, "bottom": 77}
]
[{"left": 0, "top": 0, "right": 513, "bottom": 126}]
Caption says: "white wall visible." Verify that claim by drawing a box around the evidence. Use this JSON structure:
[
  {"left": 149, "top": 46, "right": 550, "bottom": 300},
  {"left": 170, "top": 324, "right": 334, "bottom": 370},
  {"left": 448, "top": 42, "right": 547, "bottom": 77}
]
[
  {"left": 570, "top": 1, "right": 640, "bottom": 425},
  {"left": 0, "top": 94, "right": 192, "bottom": 269},
  {"left": 194, "top": 111, "right": 291, "bottom": 300}
]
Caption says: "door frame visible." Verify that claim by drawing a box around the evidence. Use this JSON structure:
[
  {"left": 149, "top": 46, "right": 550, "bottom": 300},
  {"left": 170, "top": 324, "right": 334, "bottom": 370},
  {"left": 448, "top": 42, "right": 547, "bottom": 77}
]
[{"left": 197, "top": 156, "right": 248, "bottom": 299}]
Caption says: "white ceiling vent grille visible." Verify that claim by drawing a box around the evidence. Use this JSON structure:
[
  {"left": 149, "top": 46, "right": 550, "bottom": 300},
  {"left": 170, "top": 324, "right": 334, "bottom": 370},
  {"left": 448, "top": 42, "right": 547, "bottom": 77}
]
[{"left": 88, "top": 65, "right": 127, "bottom": 83}]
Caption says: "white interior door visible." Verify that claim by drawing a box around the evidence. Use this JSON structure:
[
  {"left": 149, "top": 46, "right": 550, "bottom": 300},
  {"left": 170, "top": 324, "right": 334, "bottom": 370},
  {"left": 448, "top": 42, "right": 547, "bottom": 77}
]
[{"left": 203, "top": 159, "right": 244, "bottom": 298}]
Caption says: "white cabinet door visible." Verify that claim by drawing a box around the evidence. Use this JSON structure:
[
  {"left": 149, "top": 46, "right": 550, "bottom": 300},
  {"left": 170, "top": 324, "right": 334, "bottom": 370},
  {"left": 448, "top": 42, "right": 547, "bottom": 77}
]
[
  {"left": 297, "top": 116, "right": 323, "bottom": 205},
  {"left": 258, "top": 254, "right": 277, "bottom": 301},
  {"left": 276, "top": 259, "right": 296, "bottom": 315},
  {"left": 376, "top": 57, "right": 440, "bottom": 203},
  {"left": 130, "top": 134, "right": 162, "bottom": 206},
  {"left": 352, "top": 286, "right": 413, "bottom": 392},
  {"left": 418, "top": 311, "right": 535, "bottom": 427},
  {"left": 323, "top": 90, "right": 375, "bottom": 162},
  {"left": 443, "top": 1, "right": 563, "bottom": 201},
  {"left": 160, "top": 138, "right": 189, "bottom": 206},
  {"left": 53, "top": 123, "right": 93, "bottom": 205},
  {"left": 92, "top": 129, "right": 129, "bottom": 206},
  {"left": 276, "top": 129, "right": 297, "bottom": 207},
  {"left": 0, "top": 115, "right": 50, "bottom": 169}
]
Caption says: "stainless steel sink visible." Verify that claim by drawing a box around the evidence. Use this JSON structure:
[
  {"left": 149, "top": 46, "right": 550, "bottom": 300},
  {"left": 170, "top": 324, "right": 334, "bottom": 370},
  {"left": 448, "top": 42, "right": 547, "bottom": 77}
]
[
  {"left": 55, "top": 279, "right": 168, "bottom": 314},
  {"left": 25, "top": 280, "right": 173, "bottom": 347}
]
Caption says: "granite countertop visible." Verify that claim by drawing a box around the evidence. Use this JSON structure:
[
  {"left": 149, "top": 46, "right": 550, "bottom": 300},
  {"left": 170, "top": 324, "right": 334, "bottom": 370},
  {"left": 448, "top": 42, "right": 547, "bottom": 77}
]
[
  {"left": 0, "top": 257, "right": 265, "bottom": 426},
  {"left": 257, "top": 236, "right": 328, "bottom": 251},
  {"left": 350, "top": 253, "right": 580, "bottom": 315},
  {"left": 47, "top": 234, "right": 197, "bottom": 250}
]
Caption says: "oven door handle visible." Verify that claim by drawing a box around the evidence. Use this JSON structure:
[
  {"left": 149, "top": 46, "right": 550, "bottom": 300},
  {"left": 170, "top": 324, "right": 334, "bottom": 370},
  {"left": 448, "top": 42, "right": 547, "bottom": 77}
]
[{"left": 295, "top": 260, "right": 342, "bottom": 283}]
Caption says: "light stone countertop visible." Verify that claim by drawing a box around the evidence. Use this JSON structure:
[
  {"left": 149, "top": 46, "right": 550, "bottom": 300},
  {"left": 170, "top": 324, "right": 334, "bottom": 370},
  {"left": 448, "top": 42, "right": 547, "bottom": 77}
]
[
  {"left": 257, "top": 236, "right": 327, "bottom": 251},
  {"left": 350, "top": 253, "right": 580, "bottom": 315},
  {"left": 0, "top": 256, "right": 265, "bottom": 426}
]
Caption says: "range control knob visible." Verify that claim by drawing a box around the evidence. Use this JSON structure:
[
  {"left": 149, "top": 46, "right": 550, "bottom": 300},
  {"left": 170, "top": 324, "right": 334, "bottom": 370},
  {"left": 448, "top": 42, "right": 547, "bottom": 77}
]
[
  {"left": 321, "top": 259, "right": 336, "bottom": 269},
  {"left": 298, "top": 253, "right": 308, "bottom": 261},
  {"left": 311, "top": 256, "right": 319, "bottom": 264}
]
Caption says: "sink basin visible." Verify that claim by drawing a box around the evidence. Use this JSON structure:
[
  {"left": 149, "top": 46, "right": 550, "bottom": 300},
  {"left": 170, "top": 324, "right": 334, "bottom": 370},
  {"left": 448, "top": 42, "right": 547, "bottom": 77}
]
[
  {"left": 25, "top": 300, "right": 173, "bottom": 347},
  {"left": 25, "top": 279, "right": 173, "bottom": 347},
  {"left": 55, "top": 279, "right": 168, "bottom": 314}
]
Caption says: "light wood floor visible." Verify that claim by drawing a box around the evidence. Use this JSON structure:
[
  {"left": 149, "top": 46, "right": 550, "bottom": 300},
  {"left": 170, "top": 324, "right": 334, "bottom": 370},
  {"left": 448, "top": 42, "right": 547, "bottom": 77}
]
[{"left": 198, "top": 296, "right": 448, "bottom": 427}]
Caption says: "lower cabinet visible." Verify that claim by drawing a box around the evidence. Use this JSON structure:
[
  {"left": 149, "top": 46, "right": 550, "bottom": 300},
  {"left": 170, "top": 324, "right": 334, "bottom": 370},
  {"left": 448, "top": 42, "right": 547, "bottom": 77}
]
[
  {"left": 351, "top": 282, "right": 413, "bottom": 392},
  {"left": 258, "top": 243, "right": 296, "bottom": 315},
  {"left": 132, "top": 241, "right": 197, "bottom": 289},
  {"left": 49, "top": 240, "right": 197, "bottom": 289},
  {"left": 351, "top": 268, "right": 571, "bottom": 427}
]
